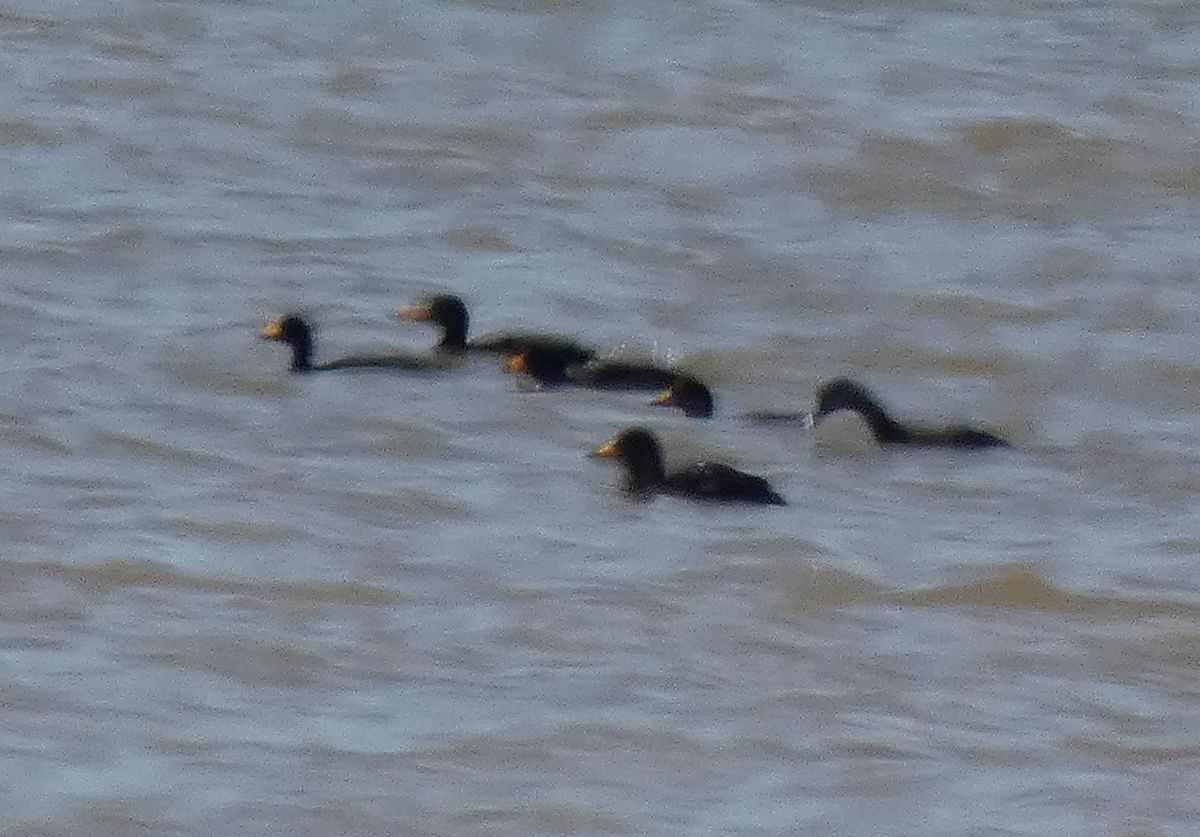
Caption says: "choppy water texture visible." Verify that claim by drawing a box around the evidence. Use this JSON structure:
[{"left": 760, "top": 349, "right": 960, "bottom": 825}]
[{"left": 2, "top": 0, "right": 1200, "bottom": 834}]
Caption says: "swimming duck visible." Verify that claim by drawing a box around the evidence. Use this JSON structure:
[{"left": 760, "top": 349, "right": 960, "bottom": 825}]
[
  {"left": 262, "top": 314, "right": 447, "bottom": 374},
  {"left": 814, "top": 377, "right": 1008, "bottom": 448},
  {"left": 396, "top": 293, "right": 595, "bottom": 365},
  {"left": 651, "top": 376, "right": 714, "bottom": 419},
  {"left": 592, "top": 427, "right": 786, "bottom": 505},
  {"left": 507, "top": 345, "right": 678, "bottom": 391}
]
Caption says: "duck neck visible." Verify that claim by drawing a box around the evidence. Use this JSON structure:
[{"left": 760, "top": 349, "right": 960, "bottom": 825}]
[
  {"left": 687, "top": 394, "right": 713, "bottom": 419},
  {"left": 439, "top": 321, "right": 468, "bottom": 351},
  {"left": 529, "top": 354, "right": 572, "bottom": 386},
  {"left": 290, "top": 340, "right": 314, "bottom": 372},
  {"left": 624, "top": 450, "right": 666, "bottom": 494},
  {"left": 857, "top": 402, "right": 909, "bottom": 444}
]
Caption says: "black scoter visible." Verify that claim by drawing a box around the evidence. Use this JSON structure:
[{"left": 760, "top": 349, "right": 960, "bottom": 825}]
[
  {"left": 262, "top": 314, "right": 448, "bottom": 374},
  {"left": 651, "top": 376, "right": 714, "bottom": 419},
  {"left": 592, "top": 427, "right": 786, "bottom": 505},
  {"left": 396, "top": 293, "right": 595, "bottom": 365},
  {"left": 814, "top": 377, "right": 1008, "bottom": 448},
  {"left": 507, "top": 345, "right": 677, "bottom": 391}
]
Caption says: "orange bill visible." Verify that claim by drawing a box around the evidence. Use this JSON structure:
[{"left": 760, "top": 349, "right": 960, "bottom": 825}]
[
  {"left": 506, "top": 352, "right": 529, "bottom": 373},
  {"left": 396, "top": 304, "right": 431, "bottom": 321},
  {"left": 593, "top": 439, "right": 618, "bottom": 458},
  {"left": 262, "top": 320, "right": 284, "bottom": 339}
]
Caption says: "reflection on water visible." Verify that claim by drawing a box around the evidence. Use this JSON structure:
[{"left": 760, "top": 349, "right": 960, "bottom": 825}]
[{"left": 3, "top": 0, "right": 1200, "bottom": 834}]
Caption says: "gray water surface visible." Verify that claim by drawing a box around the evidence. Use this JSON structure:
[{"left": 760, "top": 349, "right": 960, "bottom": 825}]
[{"left": 3, "top": 1, "right": 1200, "bottom": 834}]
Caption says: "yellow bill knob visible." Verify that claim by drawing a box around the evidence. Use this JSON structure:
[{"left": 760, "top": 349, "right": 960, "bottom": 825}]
[
  {"left": 396, "top": 304, "right": 431, "bottom": 322},
  {"left": 593, "top": 439, "right": 619, "bottom": 458},
  {"left": 507, "top": 352, "right": 530, "bottom": 373},
  {"left": 651, "top": 388, "right": 675, "bottom": 407}
]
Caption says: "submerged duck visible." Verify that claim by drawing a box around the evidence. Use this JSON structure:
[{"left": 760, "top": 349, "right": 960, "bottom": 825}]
[
  {"left": 507, "top": 345, "right": 678, "bottom": 391},
  {"left": 592, "top": 427, "right": 786, "bottom": 505},
  {"left": 262, "top": 314, "right": 447, "bottom": 374},
  {"left": 651, "top": 376, "right": 714, "bottom": 419},
  {"left": 814, "top": 377, "right": 1009, "bottom": 448},
  {"left": 396, "top": 293, "right": 595, "bottom": 365}
]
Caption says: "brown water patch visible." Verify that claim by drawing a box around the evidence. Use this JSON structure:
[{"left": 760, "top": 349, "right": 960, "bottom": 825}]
[
  {"left": 292, "top": 107, "right": 457, "bottom": 161},
  {"left": 293, "top": 106, "right": 385, "bottom": 143},
  {"left": 145, "top": 632, "right": 332, "bottom": 687},
  {"left": 704, "top": 543, "right": 879, "bottom": 614},
  {"left": 848, "top": 341, "right": 1024, "bottom": 378},
  {"left": 811, "top": 132, "right": 991, "bottom": 220},
  {"left": 546, "top": 723, "right": 720, "bottom": 773},
  {"left": 962, "top": 117, "right": 1129, "bottom": 200},
  {"left": 895, "top": 564, "right": 1071, "bottom": 609},
  {"left": 73, "top": 75, "right": 171, "bottom": 99},
  {"left": 1144, "top": 358, "right": 1200, "bottom": 408},
  {"left": 0, "top": 9, "right": 62, "bottom": 42},
  {"left": 580, "top": 106, "right": 689, "bottom": 132},
  {"left": 1097, "top": 295, "right": 1174, "bottom": 333},
  {"left": 440, "top": 226, "right": 519, "bottom": 252},
  {"left": 0, "top": 118, "right": 60, "bottom": 147},
  {"left": 538, "top": 170, "right": 605, "bottom": 190},
  {"left": 11, "top": 558, "right": 406, "bottom": 606},
  {"left": 0, "top": 413, "right": 71, "bottom": 454},
  {"left": 67, "top": 491, "right": 135, "bottom": 511},
  {"left": 323, "top": 68, "right": 375, "bottom": 95},
  {"left": 369, "top": 144, "right": 476, "bottom": 168},
  {"left": 165, "top": 518, "right": 295, "bottom": 543},
  {"left": 443, "top": 123, "right": 535, "bottom": 154},
  {"left": 170, "top": 357, "right": 295, "bottom": 398},
  {"left": 0, "top": 681, "right": 72, "bottom": 713},
  {"left": 455, "top": 804, "right": 631, "bottom": 835},
  {"left": 1075, "top": 432, "right": 1200, "bottom": 503},
  {"left": 93, "top": 37, "right": 158, "bottom": 60},
  {"left": 662, "top": 184, "right": 725, "bottom": 214},
  {"left": 18, "top": 802, "right": 181, "bottom": 837},
  {"left": 446, "top": 0, "right": 581, "bottom": 15},
  {"left": 528, "top": 805, "right": 632, "bottom": 835},
  {"left": 840, "top": 740, "right": 917, "bottom": 760},
  {"left": 1085, "top": 627, "right": 1200, "bottom": 689},
  {"left": 95, "top": 432, "right": 229, "bottom": 467},
  {"left": 1064, "top": 737, "right": 1200, "bottom": 764},
  {"left": 908, "top": 294, "right": 1059, "bottom": 325},
  {"left": 363, "top": 420, "right": 446, "bottom": 457},
  {"left": 787, "top": 563, "right": 883, "bottom": 609},
  {"left": 282, "top": 579, "right": 407, "bottom": 606},
  {"left": 1157, "top": 161, "right": 1200, "bottom": 195},
  {"left": 814, "top": 119, "right": 1147, "bottom": 223},
  {"left": 147, "top": 734, "right": 222, "bottom": 758},
  {"left": 966, "top": 118, "right": 1092, "bottom": 158},
  {"left": 890, "top": 563, "right": 1200, "bottom": 619},
  {"left": 1016, "top": 246, "right": 1113, "bottom": 289},
  {"left": 660, "top": 557, "right": 1200, "bottom": 622},
  {"left": 1156, "top": 537, "right": 1200, "bottom": 555},
  {"left": 194, "top": 99, "right": 272, "bottom": 129},
  {"left": 334, "top": 488, "right": 466, "bottom": 525}
]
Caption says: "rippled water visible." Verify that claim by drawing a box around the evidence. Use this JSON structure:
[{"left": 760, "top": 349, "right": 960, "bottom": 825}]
[{"left": 3, "top": 0, "right": 1200, "bottom": 834}]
